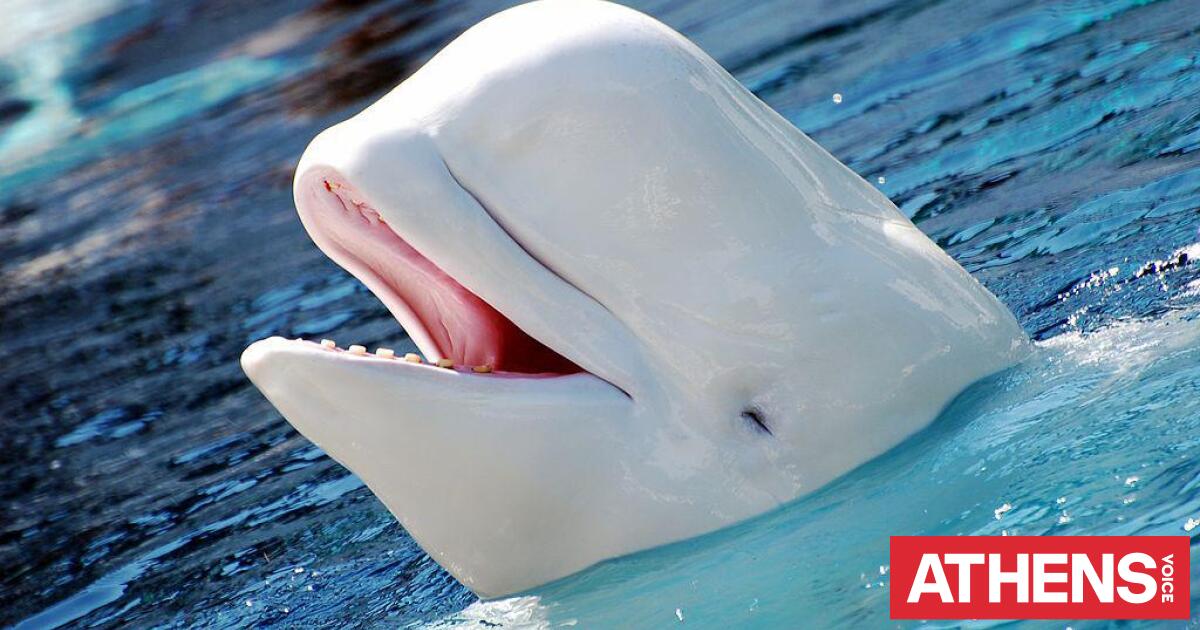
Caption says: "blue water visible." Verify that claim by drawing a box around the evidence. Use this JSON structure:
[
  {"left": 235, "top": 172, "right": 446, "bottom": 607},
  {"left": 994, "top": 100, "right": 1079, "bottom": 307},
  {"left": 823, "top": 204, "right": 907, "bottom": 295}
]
[{"left": 0, "top": 0, "right": 1197, "bottom": 628}]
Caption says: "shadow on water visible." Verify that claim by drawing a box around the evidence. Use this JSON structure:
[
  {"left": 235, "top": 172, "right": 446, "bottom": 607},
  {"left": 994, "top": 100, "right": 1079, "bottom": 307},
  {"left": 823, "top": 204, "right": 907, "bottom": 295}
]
[{"left": 0, "top": 0, "right": 1198, "bottom": 627}]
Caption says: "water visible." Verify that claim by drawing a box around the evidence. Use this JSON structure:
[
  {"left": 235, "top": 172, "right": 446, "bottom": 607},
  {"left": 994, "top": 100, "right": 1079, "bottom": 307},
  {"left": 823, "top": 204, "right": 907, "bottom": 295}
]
[{"left": 0, "top": 0, "right": 1197, "bottom": 627}]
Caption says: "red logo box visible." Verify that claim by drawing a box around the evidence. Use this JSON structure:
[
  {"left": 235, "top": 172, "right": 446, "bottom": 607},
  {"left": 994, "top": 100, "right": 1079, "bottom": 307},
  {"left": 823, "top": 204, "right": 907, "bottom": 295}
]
[{"left": 890, "top": 536, "right": 1189, "bottom": 620}]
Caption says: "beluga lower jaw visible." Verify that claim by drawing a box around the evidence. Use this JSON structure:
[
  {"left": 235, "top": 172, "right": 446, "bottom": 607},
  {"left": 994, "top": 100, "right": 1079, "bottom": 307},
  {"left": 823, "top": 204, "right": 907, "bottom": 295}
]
[{"left": 240, "top": 0, "right": 1029, "bottom": 598}]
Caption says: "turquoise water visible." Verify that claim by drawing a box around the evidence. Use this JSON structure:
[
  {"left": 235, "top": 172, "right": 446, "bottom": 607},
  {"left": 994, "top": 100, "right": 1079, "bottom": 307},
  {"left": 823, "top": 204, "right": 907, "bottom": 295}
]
[
  {"left": 441, "top": 310, "right": 1200, "bottom": 628},
  {"left": 1, "top": 0, "right": 1198, "bottom": 627}
]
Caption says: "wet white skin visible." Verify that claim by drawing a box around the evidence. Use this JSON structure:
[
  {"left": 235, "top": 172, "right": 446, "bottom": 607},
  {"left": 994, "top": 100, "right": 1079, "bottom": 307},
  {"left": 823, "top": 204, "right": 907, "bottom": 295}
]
[{"left": 241, "top": 0, "right": 1029, "bottom": 598}]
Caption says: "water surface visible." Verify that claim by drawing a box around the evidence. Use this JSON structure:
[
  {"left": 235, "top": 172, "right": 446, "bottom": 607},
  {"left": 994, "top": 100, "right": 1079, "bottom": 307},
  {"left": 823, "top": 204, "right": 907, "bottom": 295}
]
[{"left": 1, "top": 0, "right": 1198, "bottom": 627}]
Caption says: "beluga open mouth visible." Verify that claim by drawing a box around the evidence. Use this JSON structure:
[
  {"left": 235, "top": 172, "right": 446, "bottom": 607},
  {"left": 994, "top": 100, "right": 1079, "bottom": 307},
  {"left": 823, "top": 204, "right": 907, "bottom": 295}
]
[
  {"left": 241, "top": 0, "right": 1029, "bottom": 599},
  {"left": 296, "top": 174, "right": 583, "bottom": 377}
]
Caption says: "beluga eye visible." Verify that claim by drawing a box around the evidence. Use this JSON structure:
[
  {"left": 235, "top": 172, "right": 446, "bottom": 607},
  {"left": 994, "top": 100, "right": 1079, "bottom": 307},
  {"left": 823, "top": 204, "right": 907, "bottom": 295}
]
[{"left": 741, "top": 407, "right": 772, "bottom": 436}]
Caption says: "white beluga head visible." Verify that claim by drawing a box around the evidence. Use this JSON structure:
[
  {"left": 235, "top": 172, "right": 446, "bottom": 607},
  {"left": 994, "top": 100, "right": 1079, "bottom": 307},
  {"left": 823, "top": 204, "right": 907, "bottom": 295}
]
[{"left": 241, "top": 0, "right": 1028, "bottom": 597}]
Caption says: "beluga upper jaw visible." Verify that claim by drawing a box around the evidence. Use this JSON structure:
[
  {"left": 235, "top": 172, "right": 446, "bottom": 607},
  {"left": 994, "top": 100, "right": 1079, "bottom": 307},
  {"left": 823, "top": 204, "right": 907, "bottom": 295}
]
[{"left": 241, "top": 0, "right": 1029, "bottom": 598}]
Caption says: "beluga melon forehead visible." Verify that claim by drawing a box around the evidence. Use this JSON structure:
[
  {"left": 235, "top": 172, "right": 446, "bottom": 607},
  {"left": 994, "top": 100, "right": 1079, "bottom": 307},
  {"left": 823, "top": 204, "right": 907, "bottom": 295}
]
[{"left": 243, "top": 0, "right": 1029, "bottom": 599}]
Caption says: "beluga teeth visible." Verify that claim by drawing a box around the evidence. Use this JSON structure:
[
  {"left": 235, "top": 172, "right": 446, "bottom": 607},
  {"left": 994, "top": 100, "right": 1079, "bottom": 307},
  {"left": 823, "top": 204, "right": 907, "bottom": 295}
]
[
  {"left": 404, "top": 353, "right": 422, "bottom": 363},
  {"left": 348, "top": 345, "right": 367, "bottom": 355},
  {"left": 436, "top": 359, "right": 454, "bottom": 369},
  {"left": 320, "top": 339, "right": 336, "bottom": 349},
  {"left": 472, "top": 365, "right": 493, "bottom": 373},
  {"left": 375, "top": 348, "right": 395, "bottom": 358}
]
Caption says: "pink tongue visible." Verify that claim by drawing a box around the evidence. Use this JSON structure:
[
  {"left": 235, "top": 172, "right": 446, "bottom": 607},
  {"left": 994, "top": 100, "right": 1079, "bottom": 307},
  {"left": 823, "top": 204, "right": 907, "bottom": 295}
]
[{"left": 306, "top": 181, "right": 580, "bottom": 375}]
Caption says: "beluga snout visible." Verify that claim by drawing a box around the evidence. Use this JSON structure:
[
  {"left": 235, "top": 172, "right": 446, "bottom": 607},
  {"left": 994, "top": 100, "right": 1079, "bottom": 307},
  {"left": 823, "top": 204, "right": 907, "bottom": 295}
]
[{"left": 241, "top": 0, "right": 1029, "bottom": 598}]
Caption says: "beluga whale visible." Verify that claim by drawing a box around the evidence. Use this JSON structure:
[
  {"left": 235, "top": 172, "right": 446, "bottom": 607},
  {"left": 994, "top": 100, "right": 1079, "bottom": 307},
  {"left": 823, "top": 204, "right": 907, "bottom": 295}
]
[{"left": 242, "top": 0, "right": 1029, "bottom": 598}]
